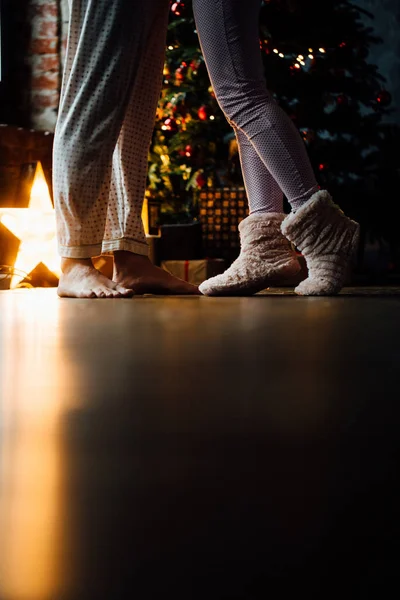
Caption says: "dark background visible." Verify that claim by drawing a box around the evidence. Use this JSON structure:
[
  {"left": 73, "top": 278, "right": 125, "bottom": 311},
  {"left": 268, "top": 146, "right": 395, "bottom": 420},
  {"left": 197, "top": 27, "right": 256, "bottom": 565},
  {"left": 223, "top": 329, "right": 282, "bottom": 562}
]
[{"left": 358, "top": 0, "right": 400, "bottom": 123}]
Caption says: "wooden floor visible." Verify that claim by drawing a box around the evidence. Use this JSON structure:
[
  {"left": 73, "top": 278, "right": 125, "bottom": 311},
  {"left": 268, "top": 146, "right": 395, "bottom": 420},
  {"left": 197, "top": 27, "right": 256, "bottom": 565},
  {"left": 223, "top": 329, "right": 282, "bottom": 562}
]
[{"left": 1, "top": 288, "right": 400, "bottom": 600}]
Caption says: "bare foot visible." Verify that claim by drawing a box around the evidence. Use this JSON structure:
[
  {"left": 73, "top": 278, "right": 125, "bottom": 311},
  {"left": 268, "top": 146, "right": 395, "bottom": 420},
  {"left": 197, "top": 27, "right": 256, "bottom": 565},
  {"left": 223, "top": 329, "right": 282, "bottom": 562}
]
[
  {"left": 113, "top": 251, "right": 201, "bottom": 295},
  {"left": 58, "top": 258, "right": 134, "bottom": 299}
]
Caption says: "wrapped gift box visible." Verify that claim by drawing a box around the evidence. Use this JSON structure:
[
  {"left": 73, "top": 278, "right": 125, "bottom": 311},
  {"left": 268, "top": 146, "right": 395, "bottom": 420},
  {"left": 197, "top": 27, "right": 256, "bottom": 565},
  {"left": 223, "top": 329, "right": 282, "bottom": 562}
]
[{"left": 161, "top": 259, "right": 225, "bottom": 286}]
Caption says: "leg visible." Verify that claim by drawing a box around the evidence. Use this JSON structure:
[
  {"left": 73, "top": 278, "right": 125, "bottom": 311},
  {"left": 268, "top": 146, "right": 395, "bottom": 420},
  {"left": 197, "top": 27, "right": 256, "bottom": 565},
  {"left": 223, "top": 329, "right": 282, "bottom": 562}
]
[
  {"left": 102, "top": 3, "right": 170, "bottom": 257},
  {"left": 235, "top": 128, "right": 284, "bottom": 215},
  {"left": 53, "top": 0, "right": 169, "bottom": 297},
  {"left": 54, "top": 0, "right": 153, "bottom": 258},
  {"left": 105, "top": 4, "right": 200, "bottom": 294},
  {"left": 193, "top": 0, "right": 301, "bottom": 296},
  {"left": 194, "top": 0, "right": 359, "bottom": 296},
  {"left": 193, "top": 0, "right": 319, "bottom": 212}
]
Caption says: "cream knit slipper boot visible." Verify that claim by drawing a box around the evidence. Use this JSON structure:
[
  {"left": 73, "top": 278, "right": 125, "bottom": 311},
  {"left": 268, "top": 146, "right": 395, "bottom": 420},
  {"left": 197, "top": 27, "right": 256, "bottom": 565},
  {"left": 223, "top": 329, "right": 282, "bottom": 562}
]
[
  {"left": 199, "top": 213, "right": 301, "bottom": 296},
  {"left": 281, "top": 190, "right": 360, "bottom": 296}
]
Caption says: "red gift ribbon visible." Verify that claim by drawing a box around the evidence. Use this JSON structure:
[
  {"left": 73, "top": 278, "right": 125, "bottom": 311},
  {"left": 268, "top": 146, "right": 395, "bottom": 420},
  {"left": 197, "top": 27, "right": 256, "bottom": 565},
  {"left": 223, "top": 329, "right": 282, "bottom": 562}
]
[{"left": 184, "top": 260, "right": 189, "bottom": 282}]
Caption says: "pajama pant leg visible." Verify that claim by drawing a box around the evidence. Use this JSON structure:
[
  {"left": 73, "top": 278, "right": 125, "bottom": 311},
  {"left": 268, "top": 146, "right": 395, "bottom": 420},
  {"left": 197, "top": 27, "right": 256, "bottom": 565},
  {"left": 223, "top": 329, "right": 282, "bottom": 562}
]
[
  {"left": 192, "top": 0, "right": 320, "bottom": 214},
  {"left": 53, "top": 0, "right": 169, "bottom": 258},
  {"left": 103, "top": 5, "right": 170, "bottom": 255}
]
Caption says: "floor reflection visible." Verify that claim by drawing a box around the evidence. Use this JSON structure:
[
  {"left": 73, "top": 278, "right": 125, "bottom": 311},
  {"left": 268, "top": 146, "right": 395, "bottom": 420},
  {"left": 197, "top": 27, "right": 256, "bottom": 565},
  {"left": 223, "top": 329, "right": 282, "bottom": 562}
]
[
  {"left": 0, "top": 291, "right": 69, "bottom": 600},
  {"left": 1, "top": 289, "right": 399, "bottom": 599}
]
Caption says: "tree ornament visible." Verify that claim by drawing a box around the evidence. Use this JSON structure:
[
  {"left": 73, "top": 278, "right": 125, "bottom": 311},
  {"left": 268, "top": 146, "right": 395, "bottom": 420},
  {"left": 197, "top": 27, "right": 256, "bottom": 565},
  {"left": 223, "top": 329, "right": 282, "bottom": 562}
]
[
  {"left": 198, "top": 105, "right": 210, "bottom": 121},
  {"left": 337, "top": 94, "right": 348, "bottom": 106},
  {"left": 171, "top": 1, "right": 186, "bottom": 16},
  {"left": 166, "top": 101, "right": 177, "bottom": 113},
  {"left": 376, "top": 90, "right": 392, "bottom": 107},
  {"left": 179, "top": 144, "right": 193, "bottom": 158},
  {"left": 260, "top": 39, "right": 270, "bottom": 54},
  {"left": 196, "top": 171, "right": 207, "bottom": 188},
  {"left": 189, "top": 59, "right": 201, "bottom": 76},
  {"left": 190, "top": 59, "right": 201, "bottom": 70},
  {"left": 175, "top": 67, "right": 185, "bottom": 84}
]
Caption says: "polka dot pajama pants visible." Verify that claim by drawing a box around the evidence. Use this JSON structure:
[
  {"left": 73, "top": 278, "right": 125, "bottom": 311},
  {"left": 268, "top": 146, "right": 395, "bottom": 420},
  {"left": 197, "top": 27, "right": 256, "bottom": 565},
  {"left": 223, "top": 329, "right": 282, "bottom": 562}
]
[
  {"left": 53, "top": 0, "right": 170, "bottom": 258},
  {"left": 193, "top": 0, "right": 320, "bottom": 215}
]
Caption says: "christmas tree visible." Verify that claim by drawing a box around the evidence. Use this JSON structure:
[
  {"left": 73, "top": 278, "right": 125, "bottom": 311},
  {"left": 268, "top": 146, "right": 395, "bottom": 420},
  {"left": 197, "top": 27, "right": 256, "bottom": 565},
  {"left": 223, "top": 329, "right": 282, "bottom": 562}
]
[
  {"left": 148, "top": 0, "right": 400, "bottom": 259},
  {"left": 148, "top": 0, "right": 234, "bottom": 223}
]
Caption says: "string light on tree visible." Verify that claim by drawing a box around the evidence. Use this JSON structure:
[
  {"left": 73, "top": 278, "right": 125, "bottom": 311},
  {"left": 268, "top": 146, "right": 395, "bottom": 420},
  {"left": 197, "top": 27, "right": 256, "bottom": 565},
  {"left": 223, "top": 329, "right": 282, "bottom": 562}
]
[{"left": 162, "top": 117, "right": 178, "bottom": 133}]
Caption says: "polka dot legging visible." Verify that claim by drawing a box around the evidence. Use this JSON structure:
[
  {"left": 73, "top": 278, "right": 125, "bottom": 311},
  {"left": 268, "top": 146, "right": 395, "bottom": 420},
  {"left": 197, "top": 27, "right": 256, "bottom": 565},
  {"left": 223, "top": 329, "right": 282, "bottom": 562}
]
[
  {"left": 193, "top": 0, "right": 320, "bottom": 215},
  {"left": 53, "top": 0, "right": 170, "bottom": 258}
]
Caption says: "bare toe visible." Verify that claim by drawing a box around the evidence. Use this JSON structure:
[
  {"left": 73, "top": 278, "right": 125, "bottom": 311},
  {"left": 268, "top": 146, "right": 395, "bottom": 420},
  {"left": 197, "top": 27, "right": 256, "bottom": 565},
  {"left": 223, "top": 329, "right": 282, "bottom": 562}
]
[
  {"left": 94, "top": 288, "right": 107, "bottom": 298},
  {"left": 116, "top": 285, "right": 134, "bottom": 297},
  {"left": 59, "top": 261, "right": 134, "bottom": 299}
]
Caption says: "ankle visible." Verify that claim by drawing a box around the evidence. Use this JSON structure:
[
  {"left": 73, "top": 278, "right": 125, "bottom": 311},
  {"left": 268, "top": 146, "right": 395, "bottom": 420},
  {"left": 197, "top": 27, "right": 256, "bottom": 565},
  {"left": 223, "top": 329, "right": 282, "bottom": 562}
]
[
  {"left": 61, "top": 257, "right": 94, "bottom": 274},
  {"left": 114, "top": 251, "right": 151, "bottom": 270}
]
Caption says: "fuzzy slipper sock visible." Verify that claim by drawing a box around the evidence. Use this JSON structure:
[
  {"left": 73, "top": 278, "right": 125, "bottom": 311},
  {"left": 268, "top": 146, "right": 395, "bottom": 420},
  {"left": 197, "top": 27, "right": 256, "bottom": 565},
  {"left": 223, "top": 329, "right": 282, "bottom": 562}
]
[
  {"left": 281, "top": 190, "right": 360, "bottom": 296},
  {"left": 199, "top": 213, "right": 301, "bottom": 296}
]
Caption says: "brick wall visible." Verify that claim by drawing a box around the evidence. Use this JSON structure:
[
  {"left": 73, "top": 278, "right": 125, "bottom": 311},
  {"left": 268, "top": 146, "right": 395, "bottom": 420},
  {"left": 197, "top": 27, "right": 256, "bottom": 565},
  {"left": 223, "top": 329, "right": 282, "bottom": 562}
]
[
  {"left": 0, "top": 0, "right": 68, "bottom": 132},
  {"left": 28, "top": 0, "right": 61, "bottom": 131},
  {"left": 0, "top": 2, "right": 60, "bottom": 212}
]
